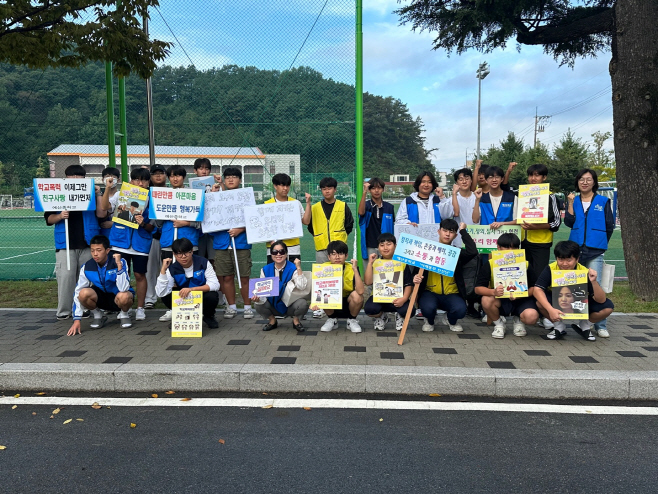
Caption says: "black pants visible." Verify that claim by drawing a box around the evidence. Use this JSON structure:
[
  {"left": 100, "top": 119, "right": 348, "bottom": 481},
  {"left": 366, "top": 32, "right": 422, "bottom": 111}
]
[
  {"left": 522, "top": 240, "right": 551, "bottom": 282},
  {"left": 162, "top": 291, "right": 219, "bottom": 317}
]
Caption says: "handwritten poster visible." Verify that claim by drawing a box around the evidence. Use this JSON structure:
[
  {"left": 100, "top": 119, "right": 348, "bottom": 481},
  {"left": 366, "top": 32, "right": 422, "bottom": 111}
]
[
  {"left": 112, "top": 183, "right": 149, "bottom": 229},
  {"left": 551, "top": 270, "right": 589, "bottom": 320},
  {"left": 394, "top": 223, "right": 440, "bottom": 243},
  {"left": 33, "top": 178, "right": 96, "bottom": 212},
  {"left": 372, "top": 259, "right": 405, "bottom": 303},
  {"left": 149, "top": 187, "right": 205, "bottom": 222},
  {"left": 244, "top": 201, "right": 303, "bottom": 244},
  {"left": 392, "top": 233, "right": 460, "bottom": 277},
  {"left": 312, "top": 263, "right": 343, "bottom": 309},
  {"left": 518, "top": 183, "right": 550, "bottom": 224},
  {"left": 249, "top": 277, "right": 280, "bottom": 298},
  {"left": 171, "top": 290, "right": 203, "bottom": 337},
  {"left": 201, "top": 187, "right": 256, "bottom": 233},
  {"left": 465, "top": 225, "right": 523, "bottom": 253},
  {"left": 188, "top": 176, "right": 215, "bottom": 192},
  {"left": 491, "top": 250, "right": 528, "bottom": 298}
]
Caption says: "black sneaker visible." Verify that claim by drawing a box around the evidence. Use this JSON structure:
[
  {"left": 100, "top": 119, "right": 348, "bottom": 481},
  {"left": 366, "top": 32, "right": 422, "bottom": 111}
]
[
  {"left": 571, "top": 324, "right": 596, "bottom": 341},
  {"left": 56, "top": 314, "right": 70, "bottom": 321},
  {"left": 203, "top": 316, "right": 219, "bottom": 329},
  {"left": 81, "top": 310, "right": 91, "bottom": 319},
  {"left": 546, "top": 329, "right": 566, "bottom": 340}
]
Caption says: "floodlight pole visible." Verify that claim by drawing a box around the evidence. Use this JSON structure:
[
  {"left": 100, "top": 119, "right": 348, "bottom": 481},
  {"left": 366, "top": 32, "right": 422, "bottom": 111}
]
[
  {"left": 355, "top": 0, "right": 363, "bottom": 266},
  {"left": 144, "top": 12, "right": 156, "bottom": 167},
  {"left": 105, "top": 63, "right": 116, "bottom": 171},
  {"left": 476, "top": 62, "right": 490, "bottom": 161}
]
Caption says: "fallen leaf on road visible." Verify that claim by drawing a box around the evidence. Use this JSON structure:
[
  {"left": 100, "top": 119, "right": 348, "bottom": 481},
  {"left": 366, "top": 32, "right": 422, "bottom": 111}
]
[
  {"left": 151, "top": 394, "right": 158, "bottom": 399},
  {"left": 76, "top": 419, "right": 84, "bottom": 422},
  {"left": 379, "top": 418, "right": 383, "bottom": 422},
  {"left": 165, "top": 391, "right": 175, "bottom": 395},
  {"left": 180, "top": 398, "right": 191, "bottom": 402},
  {"left": 262, "top": 393, "right": 268, "bottom": 395},
  {"left": 262, "top": 404, "right": 273, "bottom": 409},
  {"left": 52, "top": 408, "right": 61, "bottom": 415},
  {"left": 14, "top": 394, "right": 20, "bottom": 398},
  {"left": 11, "top": 405, "right": 17, "bottom": 409},
  {"left": 303, "top": 407, "right": 312, "bottom": 411},
  {"left": 91, "top": 403, "right": 102, "bottom": 410},
  {"left": 49, "top": 415, "right": 54, "bottom": 419},
  {"left": 63, "top": 419, "right": 72, "bottom": 424},
  {"left": 0, "top": 445, "right": 6, "bottom": 450},
  {"left": 32, "top": 412, "right": 36, "bottom": 416},
  {"left": 429, "top": 393, "right": 441, "bottom": 397},
  {"left": 36, "top": 392, "right": 46, "bottom": 396},
  {"left": 130, "top": 423, "right": 137, "bottom": 429},
  {"left": 218, "top": 439, "right": 225, "bottom": 445}
]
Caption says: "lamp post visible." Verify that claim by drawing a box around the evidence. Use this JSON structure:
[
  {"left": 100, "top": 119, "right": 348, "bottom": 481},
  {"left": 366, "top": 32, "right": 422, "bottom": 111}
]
[{"left": 476, "top": 62, "right": 490, "bottom": 161}]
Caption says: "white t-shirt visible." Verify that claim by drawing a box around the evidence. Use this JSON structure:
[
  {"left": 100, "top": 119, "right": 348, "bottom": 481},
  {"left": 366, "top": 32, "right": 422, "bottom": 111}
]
[
  {"left": 582, "top": 201, "right": 591, "bottom": 213},
  {"left": 453, "top": 192, "right": 476, "bottom": 247},
  {"left": 266, "top": 198, "right": 306, "bottom": 257}
]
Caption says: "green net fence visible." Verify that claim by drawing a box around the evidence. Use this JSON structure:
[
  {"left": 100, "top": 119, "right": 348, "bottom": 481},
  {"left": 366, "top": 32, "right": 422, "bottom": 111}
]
[{"left": 0, "top": 0, "right": 357, "bottom": 280}]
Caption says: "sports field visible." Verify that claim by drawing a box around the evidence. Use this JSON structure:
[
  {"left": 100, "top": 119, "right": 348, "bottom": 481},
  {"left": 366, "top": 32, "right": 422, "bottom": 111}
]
[{"left": 0, "top": 205, "right": 626, "bottom": 280}]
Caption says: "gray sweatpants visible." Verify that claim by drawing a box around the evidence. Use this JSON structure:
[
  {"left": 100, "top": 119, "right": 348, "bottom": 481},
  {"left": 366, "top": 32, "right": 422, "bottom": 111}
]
[
  {"left": 255, "top": 299, "right": 309, "bottom": 319},
  {"left": 55, "top": 248, "right": 91, "bottom": 317},
  {"left": 145, "top": 238, "right": 161, "bottom": 305}
]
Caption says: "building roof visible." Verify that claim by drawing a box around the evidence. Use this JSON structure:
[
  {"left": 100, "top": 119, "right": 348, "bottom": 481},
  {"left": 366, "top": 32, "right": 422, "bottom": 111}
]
[{"left": 48, "top": 144, "right": 265, "bottom": 158}]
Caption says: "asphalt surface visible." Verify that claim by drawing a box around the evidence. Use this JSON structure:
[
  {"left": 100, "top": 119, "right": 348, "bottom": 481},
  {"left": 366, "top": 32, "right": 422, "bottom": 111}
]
[{"left": 2, "top": 402, "right": 658, "bottom": 493}]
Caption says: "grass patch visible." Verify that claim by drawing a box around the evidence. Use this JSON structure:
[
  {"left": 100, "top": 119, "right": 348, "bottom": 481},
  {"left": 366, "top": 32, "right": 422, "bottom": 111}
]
[{"left": 1, "top": 280, "right": 655, "bottom": 314}]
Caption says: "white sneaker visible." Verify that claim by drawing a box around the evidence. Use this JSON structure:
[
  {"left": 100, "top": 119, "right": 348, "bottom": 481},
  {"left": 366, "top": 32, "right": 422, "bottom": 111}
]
[
  {"left": 243, "top": 307, "right": 255, "bottom": 319},
  {"left": 395, "top": 313, "right": 404, "bottom": 331},
  {"left": 481, "top": 314, "right": 488, "bottom": 323},
  {"left": 373, "top": 315, "right": 388, "bottom": 331},
  {"left": 224, "top": 307, "right": 237, "bottom": 319},
  {"left": 415, "top": 310, "right": 424, "bottom": 320},
  {"left": 320, "top": 318, "right": 338, "bottom": 332},
  {"left": 541, "top": 317, "right": 554, "bottom": 329},
  {"left": 449, "top": 322, "right": 464, "bottom": 332},
  {"left": 347, "top": 319, "right": 362, "bottom": 333},
  {"left": 513, "top": 316, "right": 527, "bottom": 337},
  {"left": 135, "top": 307, "right": 146, "bottom": 321},
  {"left": 596, "top": 328, "right": 610, "bottom": 338},
  {"left": 492, "top": 316, "right": 506, "bottom": 339},
  {"left": 421, "top": 318, "right": 434, "bottom": 332},
  {"left": 159, "top": 310, "right": 172, "bottom": 322},
  {"left": 313, "top": 309, "right": 325, "bottom": 319},
  {"left": 439, "top": 313, "right": 449, "bottom": 326},
  {"left": 118, "top": 311, "right": 132, "bottom": 328}
]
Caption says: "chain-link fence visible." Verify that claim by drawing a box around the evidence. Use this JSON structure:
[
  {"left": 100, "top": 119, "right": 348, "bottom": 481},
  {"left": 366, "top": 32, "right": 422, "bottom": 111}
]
[{"left": 0, "top": 0, "right": 356, "bottom": 280}]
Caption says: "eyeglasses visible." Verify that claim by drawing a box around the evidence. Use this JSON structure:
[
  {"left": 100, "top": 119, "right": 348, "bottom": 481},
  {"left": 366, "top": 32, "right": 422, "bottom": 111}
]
[
  {"left": 174, "top": 251, "right": 192, "bottom": 257},
  {"left": 271, "top": 250, "right": 287, "bottom": 256},
  {"left": 328, "top": 252, "right": 344, "bottom": 257},
  {"left": 578, "top": 179, "right": 594, "bottom": 184}
]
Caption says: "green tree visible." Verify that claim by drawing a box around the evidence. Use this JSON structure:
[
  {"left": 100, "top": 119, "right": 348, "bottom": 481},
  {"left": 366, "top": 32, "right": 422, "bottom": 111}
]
[
  {"left": 551, "top": 130, "right": 589, "bottom": 195},
  {"left": 587, "top": 130, "right": 616, "bottom": 182},
  {"left": 396, "top": 0, "right": 658, "bottom": 299},
  {"left": 0, "top": 1, "right": 171, "bottom": 78},
  {"left": 35, "top": 156, "right": 49, "bottom": 178}
]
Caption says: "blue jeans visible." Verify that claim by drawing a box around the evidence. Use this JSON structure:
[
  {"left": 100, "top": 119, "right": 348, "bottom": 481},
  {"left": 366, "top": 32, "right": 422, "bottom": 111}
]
[
  {"left": 418, "top": 292, "right": 466, "bottom": 325},
  {"left": 584, "top": 254, "right": 607, "bottom": 332}
]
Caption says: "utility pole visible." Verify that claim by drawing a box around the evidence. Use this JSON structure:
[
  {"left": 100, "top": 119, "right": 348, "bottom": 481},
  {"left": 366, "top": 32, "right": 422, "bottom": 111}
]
[
  {"left": 476, "top": 62, "right": 490, "bottom": 160},
  {"left": 533, "top": 107, "right": 550, "bottom": 147}
]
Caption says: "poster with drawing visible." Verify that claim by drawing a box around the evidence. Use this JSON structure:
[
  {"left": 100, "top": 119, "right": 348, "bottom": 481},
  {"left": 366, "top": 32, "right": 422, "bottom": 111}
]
[
  {"left": 491, "top": 250, "right": 528, "bottom": 298},
  {"left": 311, "top": 263, "right": 343, "bottom": 309},
  {"left": 518, "top": 183, "right": 550, "bottom": 223},
  {"left": 244, "top": 201, "right": 303, "bottom": 244},
  {"left": 112, "top": 183, "right": 149, "bottom": 229},
  {"left": 249, "top": 277, "right": 280, "bottom": 298},
  {"left": 201, "top": 187, "right": 256, "bottom": 233},
  {"left": 551, "top": 270, "right": 589, "bottom": 320},
  {"left": 171, "top": 290, "right": 203, "bottom": 338},
  {"left": 372, "top": 259, "right": 405, "bottom": 303},
  {"left": 188, "top": 176, "right": 215, "bottom": 192}
]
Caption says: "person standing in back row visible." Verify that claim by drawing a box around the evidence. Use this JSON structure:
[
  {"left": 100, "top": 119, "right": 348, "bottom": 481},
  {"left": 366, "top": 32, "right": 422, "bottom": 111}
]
[{"left": 358, "top": 177, "right": 395, "bottom": 260}]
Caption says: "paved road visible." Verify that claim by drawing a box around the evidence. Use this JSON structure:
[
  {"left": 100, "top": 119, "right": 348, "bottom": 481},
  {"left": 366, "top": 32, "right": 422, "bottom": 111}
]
[{"left": 2, "top": 399, "right": 657, "bottom": 493}]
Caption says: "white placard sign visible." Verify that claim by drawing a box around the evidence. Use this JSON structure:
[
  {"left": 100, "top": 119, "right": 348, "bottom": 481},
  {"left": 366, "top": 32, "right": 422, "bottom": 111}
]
[
  {"left": 201, "top": 187, "right": 256, "bottom": 233},
  {"left": 33, "top": 178, "right": 96, "bottom": 212},
  {"left": 394, "top": 223, "right": 440, "bottom": 243},
  {"left": 148, "top": 187, "right": 205, "bottom": 222},
  {"left": 244, "top": 201, "right": 303, "bottom": 244}
]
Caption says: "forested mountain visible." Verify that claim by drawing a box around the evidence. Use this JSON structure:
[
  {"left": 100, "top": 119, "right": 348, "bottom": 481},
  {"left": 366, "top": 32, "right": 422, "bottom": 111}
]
[{"left": 0, "top": 63, "right": 433, "bottom": 190}]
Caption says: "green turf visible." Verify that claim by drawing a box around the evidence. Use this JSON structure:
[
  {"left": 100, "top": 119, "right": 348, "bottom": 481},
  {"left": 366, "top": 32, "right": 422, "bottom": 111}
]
[{"left": 0, "top": 204, "right": 626, "bottom": 280}]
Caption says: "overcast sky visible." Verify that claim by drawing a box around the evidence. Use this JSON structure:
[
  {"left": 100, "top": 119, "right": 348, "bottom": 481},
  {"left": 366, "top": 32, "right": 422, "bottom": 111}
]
[{"left": 149, "top": 0, "right": 613, "bottom": 173}]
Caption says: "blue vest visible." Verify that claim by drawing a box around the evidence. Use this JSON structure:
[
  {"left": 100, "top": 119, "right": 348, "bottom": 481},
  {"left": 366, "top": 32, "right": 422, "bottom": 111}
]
[
  {"left": 108, "top": 208, "right": 155, "bottom": 254},
  {"left": 83, "top": 257, "right": 133, "bottom": 296},
  {"left": 359, "top": 202, "right": 395, "bottom": 259},
  {"left": 160, "top": 221, "right": 199, "bottom": 249},
  {"left": 479, "top": 190, "right": 516, "bottom": 224},
  {"left": 53, "top": 211, "right": 100, "bottom": 250},
  {"left": 263, "top": 260, "right": 297, "bottom": 314},
  {"left": 211, "top": 230, "right": 251, "bottom": 250},
  {"left": 406, "top": 195, "right": 442, "bottom": 224},
  {"left": 168, "top": 255, "right": 208, "bottom": 289},
  {"left": 568, "top": 194, "right": 609, "bottom": 250}
]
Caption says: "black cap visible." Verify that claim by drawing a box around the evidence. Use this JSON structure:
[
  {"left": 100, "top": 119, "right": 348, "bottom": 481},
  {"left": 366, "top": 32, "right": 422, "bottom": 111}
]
[{"left": 150, "top": 164, "right": 166, "bottom": 173}]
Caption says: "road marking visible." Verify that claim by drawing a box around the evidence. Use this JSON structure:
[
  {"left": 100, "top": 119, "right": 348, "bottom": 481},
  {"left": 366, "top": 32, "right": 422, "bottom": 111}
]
[
  {"left": 2, "top": 396, "right": 658, "bottom": 415},
  {"left": 0, "top": 249, "right": 51, "bottom": 261}
]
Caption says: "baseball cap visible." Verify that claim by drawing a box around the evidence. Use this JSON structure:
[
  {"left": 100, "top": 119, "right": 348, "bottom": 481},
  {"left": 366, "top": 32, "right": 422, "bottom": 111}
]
[{"left": 150, "top": 164, "right": 166, "bottom": 173}]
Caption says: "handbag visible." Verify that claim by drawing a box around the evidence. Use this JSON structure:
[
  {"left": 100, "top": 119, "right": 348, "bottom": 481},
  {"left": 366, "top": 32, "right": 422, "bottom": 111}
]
[
  {"left": 281, "top": 271, "right": 312, "bottom": 306},
  {"left": 599, "top": 262, "right": 615, "bottom": 293}
]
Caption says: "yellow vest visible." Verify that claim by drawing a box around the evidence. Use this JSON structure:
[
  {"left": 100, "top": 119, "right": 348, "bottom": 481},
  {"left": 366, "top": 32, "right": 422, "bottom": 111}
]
[
  {"left": 265, "top": 197, "right": 300, "bottom": 247},
  {"left": 522, "top": 192, "right": 554, "bottom": 244},
  {"left": 548, "top": 261, "right": 588, "bottom": 274},
  {"left": 311, "top": 200, "right": 347, "bottom": 251},
  {"left": 426, "top": 272, "right": 459, "bottom": 295}
]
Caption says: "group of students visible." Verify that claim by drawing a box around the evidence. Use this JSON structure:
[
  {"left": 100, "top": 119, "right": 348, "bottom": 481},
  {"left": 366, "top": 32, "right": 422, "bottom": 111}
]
[{"left": 50, "top": 158, "right": 615, "bottom": 341}]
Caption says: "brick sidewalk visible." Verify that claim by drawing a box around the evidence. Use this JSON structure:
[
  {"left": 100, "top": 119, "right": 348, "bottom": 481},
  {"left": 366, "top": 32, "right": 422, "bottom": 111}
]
[{"left": 1, "top": 309, "right": 657, "bottom": 372}]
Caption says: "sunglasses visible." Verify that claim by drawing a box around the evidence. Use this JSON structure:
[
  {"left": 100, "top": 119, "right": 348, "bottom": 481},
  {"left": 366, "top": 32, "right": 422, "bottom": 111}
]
[{"left": 271, "top": 250, "right": 287, "bottom": 256}]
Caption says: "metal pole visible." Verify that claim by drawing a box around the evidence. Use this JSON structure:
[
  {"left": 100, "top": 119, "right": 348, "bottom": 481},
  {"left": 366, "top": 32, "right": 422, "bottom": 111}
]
[
  {"left": 355, "top": 0, "right": 364, "bottom": 265},
  {"left": 118, "top": 77, "right": 129, "bottom": 180},
  {"left": 476, "top": 76, "right": 482, "bottom": 161},
  {"left": 105, "top": 63, "right": 116, "bottom": 170},
  {"left": 144, "top": 12, "right": 156, "bottom": 167},
  {"left": 534, "top": 106, "right": 538, "bottom": 148}
]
